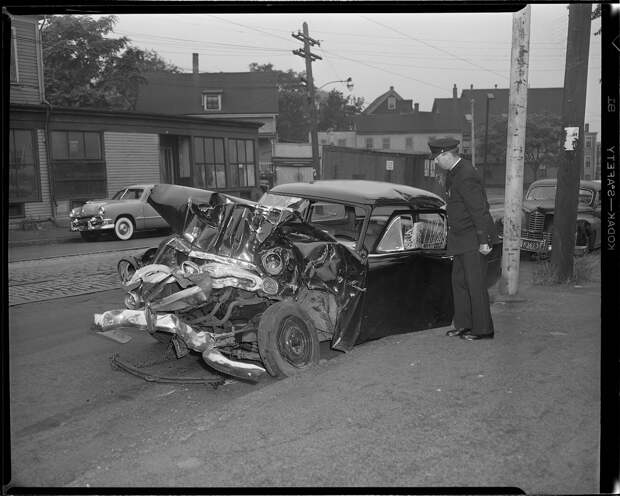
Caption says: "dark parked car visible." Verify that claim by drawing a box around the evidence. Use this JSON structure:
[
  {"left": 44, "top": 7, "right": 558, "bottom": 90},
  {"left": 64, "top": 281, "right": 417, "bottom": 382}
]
[
  {"left": 496, "top": 178, "right": 601, "bottom": 256},
  {"left": 94, "top": 181, "right": 503, "bottom": 381},
  {"left": 69, "top": 184, "right": 168, "bottom": 241}
]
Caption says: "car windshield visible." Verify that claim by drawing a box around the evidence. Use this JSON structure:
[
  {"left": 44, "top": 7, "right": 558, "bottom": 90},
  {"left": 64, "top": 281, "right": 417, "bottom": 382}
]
[
  {"left": 112, "top": 188, "right": 143, "bottom": 200},
  {"left": 258, "top": 193, "right": 311, "bottom": 213},
  {"left": 526, "top": 185, "right": 594, "bottom": 206}
]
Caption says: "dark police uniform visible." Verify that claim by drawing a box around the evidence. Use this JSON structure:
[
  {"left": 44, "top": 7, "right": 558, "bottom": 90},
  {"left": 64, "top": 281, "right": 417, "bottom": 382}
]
[{"left": 429, "top": 138, "right": 498, "bottom": 338}]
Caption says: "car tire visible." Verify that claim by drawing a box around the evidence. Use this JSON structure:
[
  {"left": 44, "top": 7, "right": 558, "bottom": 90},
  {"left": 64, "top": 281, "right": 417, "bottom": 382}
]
[
  {"left": 114, "top": 216, "right": 135, "bottom": 241},
  {"left": 80, "top": 231, "right": 99, "bottom": 242},
  {"left": 257, "top": 301, "right": 320, "bottom": 377},
  {"left": 117, "top": 257, "right": 138, "bottom": 284}
]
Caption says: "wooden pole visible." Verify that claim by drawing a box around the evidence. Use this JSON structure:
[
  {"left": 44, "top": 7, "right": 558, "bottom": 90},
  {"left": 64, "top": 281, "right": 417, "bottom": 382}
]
[
  {"left": 500, "top": 5, "right": 531, "bottom": 296},
  {"left": 550, "top": 4, "right": 592, "bottom": 281}
]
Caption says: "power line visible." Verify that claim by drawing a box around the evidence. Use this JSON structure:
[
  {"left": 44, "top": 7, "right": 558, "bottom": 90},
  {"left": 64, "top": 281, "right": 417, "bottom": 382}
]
[{"left": 360, "top": 15, "right": 508, "bottom": 81}]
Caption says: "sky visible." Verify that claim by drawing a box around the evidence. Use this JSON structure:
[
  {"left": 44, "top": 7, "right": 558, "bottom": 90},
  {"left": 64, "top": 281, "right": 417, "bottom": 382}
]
[{"left": 101, "top": 4, "right": 602, "bottom": 133}]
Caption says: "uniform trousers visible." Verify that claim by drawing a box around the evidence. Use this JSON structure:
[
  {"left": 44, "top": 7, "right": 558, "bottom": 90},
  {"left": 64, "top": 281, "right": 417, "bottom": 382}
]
[{"left": 451, "top": 249, "right": 494, "bottom": 335}]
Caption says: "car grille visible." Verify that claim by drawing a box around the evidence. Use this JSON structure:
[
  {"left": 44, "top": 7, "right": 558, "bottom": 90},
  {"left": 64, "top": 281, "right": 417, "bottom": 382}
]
[{"left": 521, "top": 210, "right": 546, "bottom": 240}]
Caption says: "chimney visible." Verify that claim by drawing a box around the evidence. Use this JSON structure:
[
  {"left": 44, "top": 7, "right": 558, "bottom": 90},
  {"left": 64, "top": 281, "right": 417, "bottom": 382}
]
[
  {"left": 192, "top": 53, "right": 199, "bottom": 75},
  {"left": 414, "top": 102, "right": 419, "bottom": 112},
  {"left": 389, "top": 85, "right": 394, "bottom": 91},
  {"left": 453, "top": 84, "right": 457, "bottom": 99}
]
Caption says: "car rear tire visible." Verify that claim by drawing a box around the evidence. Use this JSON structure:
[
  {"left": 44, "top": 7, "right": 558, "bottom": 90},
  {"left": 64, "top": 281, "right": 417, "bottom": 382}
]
[
  {"left": 80, "top": 231, "right": 99, "bottom": 242},
  {"left": 114, "top": 216, "right": 135, "bottom": 241},
  {"left": 257, "top": 301, "right": 320, "bottom": 377}
]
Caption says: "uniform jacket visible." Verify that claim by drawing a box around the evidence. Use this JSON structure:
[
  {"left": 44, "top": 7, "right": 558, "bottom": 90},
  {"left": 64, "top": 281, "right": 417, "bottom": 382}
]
[{"left": 445, "top": 158, "right": 498, "bottom": 255}]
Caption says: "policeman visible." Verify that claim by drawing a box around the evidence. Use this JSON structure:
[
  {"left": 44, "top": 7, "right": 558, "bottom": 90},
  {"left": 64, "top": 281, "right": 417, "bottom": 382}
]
[{"left": 428, "top": 138, "right": 497, "bottom": 340}]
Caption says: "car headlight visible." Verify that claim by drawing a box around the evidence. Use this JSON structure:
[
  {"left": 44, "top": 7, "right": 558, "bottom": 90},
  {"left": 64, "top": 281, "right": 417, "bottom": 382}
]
[
  {"left": 69, "top": 208, "right": 78, "bottom": 218},
  {"left": 261, "top": 249, "right": 284, "bottom": 275},
  {"left": 98, "top": 206, "right": 105, "bottom": 216}
]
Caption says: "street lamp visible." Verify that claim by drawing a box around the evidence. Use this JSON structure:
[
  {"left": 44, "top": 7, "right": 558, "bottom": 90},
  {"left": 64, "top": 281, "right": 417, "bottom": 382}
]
[
  {"left": 318, "top": 77, "right": 354, "bottom": 91},
  {"left": 482, "top": 92, "right": 495, "bottom": 187}
]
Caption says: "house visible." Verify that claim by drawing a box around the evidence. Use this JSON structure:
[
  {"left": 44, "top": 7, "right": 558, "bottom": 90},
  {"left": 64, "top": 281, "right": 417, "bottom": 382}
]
[
  {"left": 134, "top": 53, "right": 278, "bottom": 173},
  {"left": 582, "top": 123, "right": 599, "bottom": 181},
  {"left": 432, "top": 84, "right": 564, "bottom": 185},
  {"left": 317, "top": 86, "right": 463, "bottom": 158},
  {"left": 8, "top": 16, "right": 261, "bottom": 227}
]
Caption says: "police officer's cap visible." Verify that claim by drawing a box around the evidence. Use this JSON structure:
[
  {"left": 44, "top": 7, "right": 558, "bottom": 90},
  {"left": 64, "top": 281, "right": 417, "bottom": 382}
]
[{"left": 428, "top": 138, "right": 460, "bottom": 159}]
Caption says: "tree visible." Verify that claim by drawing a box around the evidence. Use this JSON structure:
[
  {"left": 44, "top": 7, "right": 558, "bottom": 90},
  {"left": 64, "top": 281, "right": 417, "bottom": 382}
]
[
  {"left": 317, "top": 89, "right": 365, "bottom": 132},
  {"left": 41, "top": 15, "right": 178, "bottom": 110},
  {"left": 477, "top": 113, "right": 563, "bottom": 182},
  {"left": 249, "top": 62, "right": 364, "bottom": 141}
]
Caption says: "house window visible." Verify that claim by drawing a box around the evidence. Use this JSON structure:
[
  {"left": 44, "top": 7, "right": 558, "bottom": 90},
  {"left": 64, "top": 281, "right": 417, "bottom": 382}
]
[
  {"left": 202, "top": 92, "right": 222, "bottom": 111},
  {"left": 228, "top": 139, "right": 256, "bottom": 188},
  {"left": 10, "top": 27, "right": 18, "bottom": 82},
  {"left": 382, "top": 137, "right": 390, "bottom": 149},
  {"left": 424, "top": 159, "right": 436, "bottom": 178},
  {"left": 586, "top": 137, "right": 592, "bottom": 148},
  {"left": 50, "top": 130, "right": 106, "bottom": 199},
  {"left": 365, "top": 138, "right": 373, "bottom": 149},
  {"left": 337, "top": 139, "right": 346, "bottom": 147},
  {"left": 9, "top": 129, "right": 40, "bottom": 203},
  {"left": 387, "top": 96, "right": 396, "bottom": 110},
  {"left": 585, "top": 158, "right": 591, "bottom": 169},
  {"left": 9, "top": 203, "right": 25, "bottom": 218},
  {"left": 194, "top": 137, "right": 226, "bottom": 188},
  {"left": 405, "top": 137, "right": 413, "bottom": 150}
]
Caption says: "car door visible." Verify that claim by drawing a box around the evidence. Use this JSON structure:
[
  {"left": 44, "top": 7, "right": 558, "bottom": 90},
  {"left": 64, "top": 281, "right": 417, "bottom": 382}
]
[
  {"left": 142, "top": 187, "right": 167, "bottom": 229},
  {"left": 357, "top": 207, "right": 453, "bottom": 344}
]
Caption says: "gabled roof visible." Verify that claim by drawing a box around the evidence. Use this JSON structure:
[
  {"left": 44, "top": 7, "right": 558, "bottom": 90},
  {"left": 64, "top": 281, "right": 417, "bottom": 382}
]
[
  {"left": 432, "top": 87, "right": 563, "bottom": 122},
  {"left": 363, "top": 86, "right": 408, "bottom": 115},
  {"left": 135, "top": 71, "right": 279, "bottom": 116},
  {"left": 353, "top": 111, "right": 463, "bottom": 134}
]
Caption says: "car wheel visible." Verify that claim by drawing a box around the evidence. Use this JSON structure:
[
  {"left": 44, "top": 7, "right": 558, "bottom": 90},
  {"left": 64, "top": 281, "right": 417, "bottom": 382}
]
[
  {"left": 114, "top": 216, "right": 135, "bottom": 241},
  {"left": 117, "top": 257, "right": 138, "bottom": 284},
  {"left": 257, "top": 301, "right": 320, "bottom": 377},
  {"left": 80, "top": 231, "right": 99, "bottom": 242}
]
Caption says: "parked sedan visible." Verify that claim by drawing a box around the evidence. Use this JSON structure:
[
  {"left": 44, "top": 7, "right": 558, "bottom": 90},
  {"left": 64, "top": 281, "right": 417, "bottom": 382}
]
[
  {"left": 69, "top": 184, "right": 169, "bottom": 241},
  {"left": 496, "top": 178, "right": 602, "bottom": 256},
  {"left": 94, "top": 181, "right": 503, "bottom": 382}
]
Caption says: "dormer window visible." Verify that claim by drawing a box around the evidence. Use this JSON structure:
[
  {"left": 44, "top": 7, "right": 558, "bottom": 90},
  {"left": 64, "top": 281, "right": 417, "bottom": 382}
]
[
  {"left": 387, "top": 96, "right": 396, "bottom": 110},
  {"left": 202, "top": 90, "right": 222, "bottom": 111}
]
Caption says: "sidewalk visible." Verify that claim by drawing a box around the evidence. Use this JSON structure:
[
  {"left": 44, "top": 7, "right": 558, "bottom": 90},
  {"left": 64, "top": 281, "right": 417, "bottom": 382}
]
[{"left": 8, "top": 221, "right": 77, "bottom": 247}]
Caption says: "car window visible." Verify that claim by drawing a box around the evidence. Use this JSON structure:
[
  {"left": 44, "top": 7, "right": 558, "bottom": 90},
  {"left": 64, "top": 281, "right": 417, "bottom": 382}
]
[
  {"left": 526, "top": 186, "right": 556, "bottom": 201},
  {"left": 578, "top": 189, "right": 594, "bottom": 206},
  {"left": 376, "top": 212, "right": 447, "bottom": 253},
  {"left": 112, "top": 189, "right": 127, "bottom": 200},
  {"left": 309, "top": 202, "right": 365, "bottom": 243},
  {"left": 112, "top": 188, "right": 143, "bottom": 200}
]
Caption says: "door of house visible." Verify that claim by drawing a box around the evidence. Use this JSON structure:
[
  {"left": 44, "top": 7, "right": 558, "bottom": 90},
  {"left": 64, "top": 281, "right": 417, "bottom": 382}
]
[{"left": 160, "top": 145, "right": 174, "bottom": 183}]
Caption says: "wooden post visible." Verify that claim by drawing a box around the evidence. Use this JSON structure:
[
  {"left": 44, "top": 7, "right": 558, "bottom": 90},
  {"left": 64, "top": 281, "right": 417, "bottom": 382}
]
[
  {"left": 550, "top": 4, "right": 592, "bottom": 281},
  {"left": 500, "top": 5, "right": 531, "bottom": 296}
]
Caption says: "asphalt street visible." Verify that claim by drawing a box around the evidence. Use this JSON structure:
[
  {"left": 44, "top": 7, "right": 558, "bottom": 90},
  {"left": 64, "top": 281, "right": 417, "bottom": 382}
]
[{"left": 7, "top": 235, "right": 602, "bottom": 492}]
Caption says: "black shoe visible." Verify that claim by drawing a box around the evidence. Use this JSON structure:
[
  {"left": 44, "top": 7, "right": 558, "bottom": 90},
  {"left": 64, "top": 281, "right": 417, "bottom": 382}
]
[
  {"left": 446, "top": 328, "right": 469, "bottom": 337},
  {"left": 460, "top": 330, "right": 494, "bottom": 341}
]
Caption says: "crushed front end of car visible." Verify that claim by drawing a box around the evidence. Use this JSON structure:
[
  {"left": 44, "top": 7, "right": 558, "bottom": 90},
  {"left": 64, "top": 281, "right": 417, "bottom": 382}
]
[{"left": 94, "top": 184, "right": 366, "bottom": 381}]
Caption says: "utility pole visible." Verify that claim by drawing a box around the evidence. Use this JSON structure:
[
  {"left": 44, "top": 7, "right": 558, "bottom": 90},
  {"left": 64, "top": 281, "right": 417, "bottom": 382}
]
[
  {"left": 470, "top": 87, "right": 476, "bottom": 168},
  {"left": 551, "top": 4, "right": 591, "bottom": 281},
  {"left": 500, "top": 5, "right": 530, "bottom": 296},
  {"left": 292, "top": 22, "right": 322, "bottom": 178}
]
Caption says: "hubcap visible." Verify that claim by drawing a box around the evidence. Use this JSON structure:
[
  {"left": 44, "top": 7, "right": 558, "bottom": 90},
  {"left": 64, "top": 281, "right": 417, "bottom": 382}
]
[{"left": 277, "top": 316, "right": 312, "bottom": 367}]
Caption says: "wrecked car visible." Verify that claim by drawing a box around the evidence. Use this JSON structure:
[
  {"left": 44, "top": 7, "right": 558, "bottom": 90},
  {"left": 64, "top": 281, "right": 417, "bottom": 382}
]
[{"left": 94, "top": 181, "right": 503, "bottom": 382}]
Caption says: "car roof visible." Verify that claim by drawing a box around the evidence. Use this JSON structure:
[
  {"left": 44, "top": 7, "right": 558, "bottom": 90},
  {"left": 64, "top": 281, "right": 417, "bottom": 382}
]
[
  {"left": 528, "top": 178, "right": 601, "bottom": 190},
  {"left": 270, "top": 180, "right": 445, "bottom": 208}
]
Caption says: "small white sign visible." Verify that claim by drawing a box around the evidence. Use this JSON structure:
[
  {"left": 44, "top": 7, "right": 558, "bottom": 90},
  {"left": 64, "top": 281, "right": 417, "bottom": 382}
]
[
  {"left": 386, "top": 160, "right": 394, "bottom": 171},
  {"left": 563, "top": 127, "right": 579, "bottom": 151}
]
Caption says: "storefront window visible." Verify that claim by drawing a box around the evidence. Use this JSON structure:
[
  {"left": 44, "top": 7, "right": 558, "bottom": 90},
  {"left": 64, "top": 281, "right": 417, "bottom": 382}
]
[
  {"left": 228, "top": 139, "right": 256, "bottom": 188},
  {"left": 194, "top": 137, "right": 226, "bottom": 188},
  {"left": 9, "top": 129, "right": 40, "bottom": 204}
]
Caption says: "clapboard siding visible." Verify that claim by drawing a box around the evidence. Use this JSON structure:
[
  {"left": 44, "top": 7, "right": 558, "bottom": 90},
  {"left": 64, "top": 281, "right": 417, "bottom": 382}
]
[
  {"left": 104, "top": 132, "right": 161, "bottom": 196},
  {"left": 24, "top": 129, "right": 52, "bottom": 220},
  {"left": 10, "top": 17, "right": 42, "bottom": 105}
]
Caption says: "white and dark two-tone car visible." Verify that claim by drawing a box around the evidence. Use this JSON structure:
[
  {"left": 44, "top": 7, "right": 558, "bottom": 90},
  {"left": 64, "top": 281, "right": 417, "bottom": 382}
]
[{"left": 69, "top": 184, "right": 169, "bottom": 241}]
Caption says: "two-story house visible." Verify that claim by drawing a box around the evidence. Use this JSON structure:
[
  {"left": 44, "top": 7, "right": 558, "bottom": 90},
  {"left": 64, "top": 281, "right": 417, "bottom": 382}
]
[
  {"left": 134, "top": 54, "right": 279, "bottom": 174},
  {"left": 317, "top": 86, "right": 463, "bottom": 156},
  {"left": 8, "top": 17, "right": 262, "bottom": 227}
]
